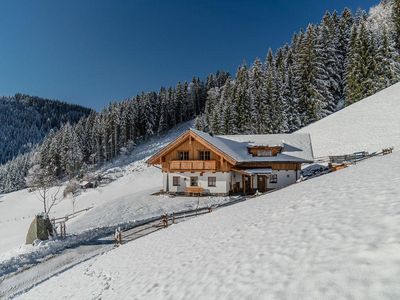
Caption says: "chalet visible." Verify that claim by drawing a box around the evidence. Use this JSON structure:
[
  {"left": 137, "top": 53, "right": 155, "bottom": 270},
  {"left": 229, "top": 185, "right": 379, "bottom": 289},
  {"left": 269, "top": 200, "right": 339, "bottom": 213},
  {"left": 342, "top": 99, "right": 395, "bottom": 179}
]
[{"left": 147, "top": 128, "right": 314, "bottom": 196}]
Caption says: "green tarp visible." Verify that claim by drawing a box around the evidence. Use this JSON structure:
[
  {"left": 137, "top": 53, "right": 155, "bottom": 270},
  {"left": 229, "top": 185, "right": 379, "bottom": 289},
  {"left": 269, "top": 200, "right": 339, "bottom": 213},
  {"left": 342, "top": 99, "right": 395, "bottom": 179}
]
[{"left": 26, "top": 215, "right": 54, "bottom": 245}]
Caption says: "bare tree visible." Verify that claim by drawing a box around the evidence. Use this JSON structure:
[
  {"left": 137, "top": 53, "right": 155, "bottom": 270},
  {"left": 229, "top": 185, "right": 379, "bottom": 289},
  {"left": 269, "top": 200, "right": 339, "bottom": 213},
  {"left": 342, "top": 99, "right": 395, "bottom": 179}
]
[{"left": 26, "top": 164, "right": 62, "bottom": 215}]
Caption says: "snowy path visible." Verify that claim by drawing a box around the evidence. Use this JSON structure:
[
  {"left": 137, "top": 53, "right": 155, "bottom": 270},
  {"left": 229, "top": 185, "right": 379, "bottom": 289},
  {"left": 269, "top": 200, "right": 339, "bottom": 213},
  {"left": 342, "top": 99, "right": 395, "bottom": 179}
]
[
  {"left": 0, "top": 199, "right": 244, "bottom": 299},
  {"left": 0, "top": 218, "right": 170, "bottom": 299},
  {"left": 0, "top": 237, "right": 115, "bottom": 299}
]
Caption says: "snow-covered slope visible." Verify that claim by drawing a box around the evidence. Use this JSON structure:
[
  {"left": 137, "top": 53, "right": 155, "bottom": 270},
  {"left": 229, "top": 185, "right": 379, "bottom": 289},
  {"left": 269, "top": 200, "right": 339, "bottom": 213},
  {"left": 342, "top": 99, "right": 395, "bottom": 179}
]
[
  {"left": 19, "top": 150, "right": 400, "bottom": 300},
  {"left": 298, "top": 82, "right": 400, "bottom": 157},
  {"left": 1, "top": 121, "right": 228, "bottom": 262},
  {"left": 5, "top": 81, "right": 400, "bottom": 299},
  {"left": 15, "top": 82, "right": 400, "bottom": 299}
]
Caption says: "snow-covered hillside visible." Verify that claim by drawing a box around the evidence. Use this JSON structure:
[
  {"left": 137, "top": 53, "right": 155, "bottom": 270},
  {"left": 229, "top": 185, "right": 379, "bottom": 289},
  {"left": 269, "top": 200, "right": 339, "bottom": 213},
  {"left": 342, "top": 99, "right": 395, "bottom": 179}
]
[
  {"left": 18, "top": 149, "right": 400, "bottom": 299},
  {"left": 13, "top": 82, "right": 400, "bottom": 299},
  {"left": 4, "top": 81, "right": 400, "bottom": 299},
  {"left": 298, "top": 82, "right": 400, "bottom": 157},
  {"left": 0, "top": 121, "right": 230, "bottom": 264}
]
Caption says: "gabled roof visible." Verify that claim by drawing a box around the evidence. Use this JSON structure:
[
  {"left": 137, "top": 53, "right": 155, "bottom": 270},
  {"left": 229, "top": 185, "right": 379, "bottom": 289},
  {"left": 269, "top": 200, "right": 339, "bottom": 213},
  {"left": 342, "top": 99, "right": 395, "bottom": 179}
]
[
  {"left": 147, "top": 128, "right": 314, "bottom": 165},
  {"left": 190, "top": 128, "right": 314, "bottom": 163}
]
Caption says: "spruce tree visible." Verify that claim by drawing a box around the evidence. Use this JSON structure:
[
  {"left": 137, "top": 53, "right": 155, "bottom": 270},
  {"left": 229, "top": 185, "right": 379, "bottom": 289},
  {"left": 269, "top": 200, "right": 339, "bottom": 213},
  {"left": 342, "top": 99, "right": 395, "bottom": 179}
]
[
  {"left": 220, "top": 79, "right": 237, "bottom": 134},
  {"left": 294, "top": 25, "right": 324, "bottom": 125},
  {"left": 264, "top": 50, "right": 276, "bottom": 132},
  {"left": 346, "top": 22, "right": 378, "bottom": 105},
  {"left": 393, "top": 0, "right": 400, "bottom": 51},
  {"left": 233, "top": 65, "right": 251, "bottom": 133},
  {"left": 249, "top": 58, "right": 266, "bottom": 134}
]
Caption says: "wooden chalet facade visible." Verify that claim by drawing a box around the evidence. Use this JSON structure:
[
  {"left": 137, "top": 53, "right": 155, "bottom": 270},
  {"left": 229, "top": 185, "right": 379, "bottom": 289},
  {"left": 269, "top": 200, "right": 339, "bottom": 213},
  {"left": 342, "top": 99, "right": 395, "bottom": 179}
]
[{"left": 147, "top": 129, "right": 314, "bottom": 196}]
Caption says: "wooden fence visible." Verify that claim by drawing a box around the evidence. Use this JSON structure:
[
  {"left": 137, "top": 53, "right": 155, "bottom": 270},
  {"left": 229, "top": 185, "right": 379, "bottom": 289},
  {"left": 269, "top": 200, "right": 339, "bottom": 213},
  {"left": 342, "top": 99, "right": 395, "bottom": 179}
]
[
  {"left": 314, "top": 147, "right": 394, "bottom": 165},
  {"left": 115, "top": 197, "right": 252, "bottom": 245},
  {"left": 52, "top": 206, "right": 93, "bottom": 237}
]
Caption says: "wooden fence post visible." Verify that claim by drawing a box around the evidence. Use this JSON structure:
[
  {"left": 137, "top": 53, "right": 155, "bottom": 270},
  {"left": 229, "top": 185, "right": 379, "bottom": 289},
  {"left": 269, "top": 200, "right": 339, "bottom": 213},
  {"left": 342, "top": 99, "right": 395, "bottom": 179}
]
[
  {"left": 52, "top": 218, "right": 56, "bottom": 236},
  {"left": 59, "top": 221, "right": 66, "bottom": 238},
  {"left": 114, "top": 227, "right": 122, "bottom": 246},
  {"left": 163, "top": 213, "right": 168, "bottom": 227},
  {"left": 63, "top": 222, "right": 66, "bottom": 238}
]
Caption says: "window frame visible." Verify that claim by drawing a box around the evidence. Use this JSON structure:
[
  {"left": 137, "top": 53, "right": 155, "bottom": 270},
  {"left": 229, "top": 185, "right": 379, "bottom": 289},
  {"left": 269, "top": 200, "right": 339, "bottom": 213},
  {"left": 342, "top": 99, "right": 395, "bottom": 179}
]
[
  {"left": 269, "top": 174, "right": 278, "bottom": 183},
  {"left": 172, "top": 176, "right": 180, "bottom": 186},
  {"left": 199, "top": 150, "right": 211, "bottom": 160},
  {"left": 257, "top": 149, "right": 272, "bottom": 157},
  {"left": 190, "top": 176, "right": 198, "bottom": 187},
  {"left": 208, "top": 176, "right": 216, "bottom": 187},
  {"left": 179, "top": 151, "right": 189, "bottom": 160}
]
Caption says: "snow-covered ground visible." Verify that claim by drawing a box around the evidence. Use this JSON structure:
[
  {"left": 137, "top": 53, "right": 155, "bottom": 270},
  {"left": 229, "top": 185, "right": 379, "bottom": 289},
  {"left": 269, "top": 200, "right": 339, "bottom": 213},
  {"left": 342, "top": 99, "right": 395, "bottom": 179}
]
[
  {"left": 1, "top": 121, "right": 230, "bottom": 264},
  {"left": 18, "top": 149, "right": 400, "bottom": 299},
  {"left": 298, "top": 82, "right": 400, "bottom": 157},
  {"left": 4, "top": 82, "right": 400, "bottom": 299}
]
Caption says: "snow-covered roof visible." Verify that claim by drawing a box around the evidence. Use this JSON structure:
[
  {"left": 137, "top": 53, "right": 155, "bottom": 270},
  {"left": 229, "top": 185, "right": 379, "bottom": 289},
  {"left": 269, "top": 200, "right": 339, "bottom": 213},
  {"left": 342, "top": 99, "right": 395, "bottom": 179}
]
[
  {"left": 191, "top": 128, "right": 314, "bottom": 163},
  {"left": 240, "top": 168, "right": 273, "bottom": 175}
]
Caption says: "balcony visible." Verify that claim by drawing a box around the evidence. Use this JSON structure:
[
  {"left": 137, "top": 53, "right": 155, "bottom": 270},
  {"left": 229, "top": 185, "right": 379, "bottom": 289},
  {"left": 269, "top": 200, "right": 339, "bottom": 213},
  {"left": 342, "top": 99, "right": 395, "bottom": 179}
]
[{"left": 169, "top": 160, "right": 217, "bottom": 171}]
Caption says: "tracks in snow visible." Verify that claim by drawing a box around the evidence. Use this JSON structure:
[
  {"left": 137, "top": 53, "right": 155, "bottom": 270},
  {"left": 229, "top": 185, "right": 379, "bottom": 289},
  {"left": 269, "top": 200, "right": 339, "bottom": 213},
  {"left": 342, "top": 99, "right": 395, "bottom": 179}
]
[
  {"left": 0, "top": 197, "right": 248, "bottom": 299},
  {"left": 0, "top": 220, "right": 165, "bottom": 299}
]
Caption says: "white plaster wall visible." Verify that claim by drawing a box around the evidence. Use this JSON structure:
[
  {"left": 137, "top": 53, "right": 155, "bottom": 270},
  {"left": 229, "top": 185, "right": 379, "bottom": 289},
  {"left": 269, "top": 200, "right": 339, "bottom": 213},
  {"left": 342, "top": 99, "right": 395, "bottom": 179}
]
[
  {"left": 163, "top": 173, "right": 168, "bottom": 192},
  {"left": 231, "top": 172, "right": 243, "bottom": 189},
  {"left": 164, "top": 170, "right": 301, "bottom": 194},
  {"left": 265, "top": 170, "right": 299, "bottom": 190},
  {"left": 167, "top": 172, "right": 230, "bottom": 194}
]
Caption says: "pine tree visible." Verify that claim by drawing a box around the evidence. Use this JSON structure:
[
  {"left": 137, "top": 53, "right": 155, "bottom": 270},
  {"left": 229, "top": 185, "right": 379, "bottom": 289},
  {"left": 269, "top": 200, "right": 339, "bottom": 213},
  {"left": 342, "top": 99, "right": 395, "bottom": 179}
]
[
  {"left": 338, "top": 8, "right": 354, "bottom": 107},
  {"left": 143, "top": 93, "right": 155, "bottom": 137},
  {"left": 158, "top": 88, "right": 168, "bottom": 135},
  {"left": 294, "top": 25, "right": 324, "bottom": 125},
  {"left": 194, "top": 114, "right": 207, "bottom": 131},
  {"left": 346, "top": 21, "right": 378, "bottom": 105},
  {"left": 375, "top": 27, "right": 399, "bottom": 89},
  {"left": 274, "top": 48, "right": 290, "bottom": 133},
  {"left": 220, "top": 79, "right": 237, "bottom": 134},
  {"left": 264, "top": 49, "right": 284, "bottom": 133},
  {"left": 233, "top": 65, "right": 251, "bottom": 133},
  {"left": 206, "top": 87, "right": 222, "bottom": 133},
  {"left": 249, "top": 58, "right": 266, "bottom": 133},
  {"left": 393, "top": 0, "right": 400, "bottom": 51},
  {"left": 318, "top": 11, "right": 343, "bottom": 113}
]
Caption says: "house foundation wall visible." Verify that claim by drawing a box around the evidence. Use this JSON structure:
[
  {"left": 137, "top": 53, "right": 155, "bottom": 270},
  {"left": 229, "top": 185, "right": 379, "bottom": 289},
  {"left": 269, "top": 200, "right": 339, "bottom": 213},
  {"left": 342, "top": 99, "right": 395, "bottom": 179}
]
[
  {"left": 163, "top": 169, "right": 301, "bottom": 195},
  {"left": 166, "top": 172, "right": 230, "bottom": 195}
]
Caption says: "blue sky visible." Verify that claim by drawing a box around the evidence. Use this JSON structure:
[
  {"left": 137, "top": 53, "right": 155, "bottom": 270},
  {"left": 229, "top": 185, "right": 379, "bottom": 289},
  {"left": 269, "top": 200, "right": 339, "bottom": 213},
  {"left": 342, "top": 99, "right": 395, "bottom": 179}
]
[{"left": 0, "top": 0, "right": 378, "bottom": 110}]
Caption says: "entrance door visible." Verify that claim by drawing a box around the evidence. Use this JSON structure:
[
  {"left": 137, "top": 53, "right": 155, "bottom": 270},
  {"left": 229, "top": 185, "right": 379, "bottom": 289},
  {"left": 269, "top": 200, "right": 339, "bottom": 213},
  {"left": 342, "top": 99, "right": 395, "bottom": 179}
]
[
  {"left": 257, "top": 175, "right": 267, "bottom": 193},
  {"left": 242, "top": 175, "right": 251, "bottom": 195}
]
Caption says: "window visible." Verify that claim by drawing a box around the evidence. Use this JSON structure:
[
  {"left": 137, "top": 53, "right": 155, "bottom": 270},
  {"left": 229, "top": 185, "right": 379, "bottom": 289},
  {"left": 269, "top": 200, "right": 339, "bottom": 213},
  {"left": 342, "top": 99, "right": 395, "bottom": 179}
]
[
  {"left": 179, "top": 151, "right": 189, "bottom": 160},
  {"left": 257, "top": 149, "right": 272, "bottom": 157},
  {"left": 208, "top": 177, "right": 216, "bottom": 187},
  {"left": 199, "top": 151, "right": 211, "bottom": 160},
  {"left": 190, "top": 176, "right": 198, "bottom": 186},
  {"left": 270, "top": 174, "right": 278, "bottom": 183},
  {"left": 173, "top": 176, "right": 180, "bottom": 186}
]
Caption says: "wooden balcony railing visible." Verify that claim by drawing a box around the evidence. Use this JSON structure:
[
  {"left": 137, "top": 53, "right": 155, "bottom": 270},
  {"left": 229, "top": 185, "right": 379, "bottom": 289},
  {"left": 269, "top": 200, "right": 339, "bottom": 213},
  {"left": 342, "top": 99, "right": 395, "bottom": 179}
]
[{"left": 170, "top": 160, "right": 217, "bottom": 170}]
